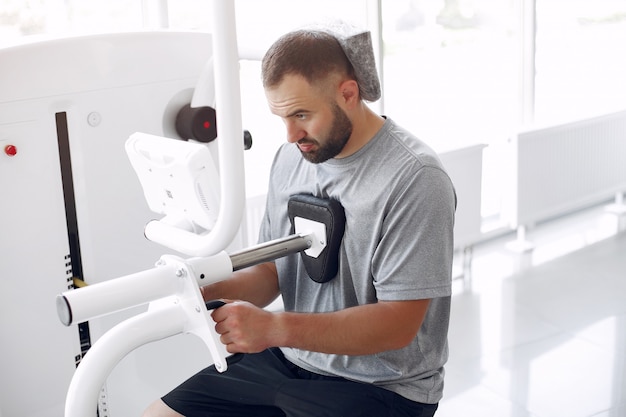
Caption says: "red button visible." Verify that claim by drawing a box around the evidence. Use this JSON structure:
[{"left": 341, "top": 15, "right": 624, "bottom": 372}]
[{"left": 4, "top": 145, "right": 17, "bottom": 157}]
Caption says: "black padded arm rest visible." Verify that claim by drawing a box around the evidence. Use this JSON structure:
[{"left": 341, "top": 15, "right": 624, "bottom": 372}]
[{"left": 288, "top": 194, "right": 346, "bottom": 283}]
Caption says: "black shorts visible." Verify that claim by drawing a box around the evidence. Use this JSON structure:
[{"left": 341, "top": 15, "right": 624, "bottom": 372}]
[{"left": 162, "top": 348, "right": 438, "bottom": 417}]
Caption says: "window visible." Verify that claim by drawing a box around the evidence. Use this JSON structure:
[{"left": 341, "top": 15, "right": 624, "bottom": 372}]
[
  {"left": 381, "top": 0, "right": 518, "bottom": 220},
  {"left": 535, "top": 0, "right": 626, "bottom": 124},
  {"left": 0, "top": 0, "right": 141, "bottom": 46},
  {"left": 3, "top": 0, "right": 625, "bottom": 225}
]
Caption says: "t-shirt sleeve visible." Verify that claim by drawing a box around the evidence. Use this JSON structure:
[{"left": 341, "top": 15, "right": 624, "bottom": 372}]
[{"left": 372, "top": 165, "right": 456, "bottom": 301}]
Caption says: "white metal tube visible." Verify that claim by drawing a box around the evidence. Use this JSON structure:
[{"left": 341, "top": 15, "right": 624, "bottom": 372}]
[
  {"left": 57, "top": 264, "right": 177, "bottom": 326},
  {"left": 186, "top": 250, "right": 234, "bottom": 286},
  {"left": 190, "top": 57, "right": 216, "bottom": 108},
  {"left": 519, "top": 0, "right": 536, "bottom": 125},
  {"left": 141, "top": 0, "right": 169, "bottom": 29},
  {"left": 144, "top": 0, "right": 245, "bottom": 257},
  {"left": 366, "top": 0, "right": 384, "bottom": 115},
  {"left": 65, "top": 304, "right": 186, "bottom": 417},
  {"left": 204, "top": 0, "right": 245, "bottom": 255}
]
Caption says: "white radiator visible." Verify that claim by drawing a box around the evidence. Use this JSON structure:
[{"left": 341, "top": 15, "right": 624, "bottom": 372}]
[
  {"left": 505, "top": 110, "right": 626, "bottom": 245},
  {"left": 439, "top": 144, "right": 486, "bottom": 251}
]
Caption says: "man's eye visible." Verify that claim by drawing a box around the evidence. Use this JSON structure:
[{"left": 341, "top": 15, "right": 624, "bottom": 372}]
[{"left": 295, "top": 113, "right": 307, "bottom": 120}]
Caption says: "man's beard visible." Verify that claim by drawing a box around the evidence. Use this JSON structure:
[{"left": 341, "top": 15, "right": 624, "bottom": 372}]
[{"left": 298, "top": 103, "right": 353, "bottom": 164}]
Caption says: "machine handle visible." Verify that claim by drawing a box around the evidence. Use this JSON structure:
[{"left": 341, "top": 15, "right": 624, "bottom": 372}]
[{"left": 206, "top": 299, "right": 227, "bottom": 310}]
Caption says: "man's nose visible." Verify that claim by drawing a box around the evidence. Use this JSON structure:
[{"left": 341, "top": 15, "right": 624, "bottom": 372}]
[{"left": 285, "top": 121, "right": 305, "bottom": 143}]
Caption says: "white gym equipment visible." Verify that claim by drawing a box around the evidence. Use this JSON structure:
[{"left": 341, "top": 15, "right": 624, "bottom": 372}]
[
  {"left": 3, "top": 3, "right": 341, "bottom": 416},
  {"left": 1, "top": 31, "right": 211, "bottom": 417},
  {"left": 0, "top": 1, "right": 245, "bottom": 415}
]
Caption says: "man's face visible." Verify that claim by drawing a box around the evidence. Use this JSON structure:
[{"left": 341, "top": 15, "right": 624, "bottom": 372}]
[
  {"left": 266, "top": 74, "right": 353, "bottom": 164},
  {"left": 297, "top": 102, "right": 352, "bottom": 163}
]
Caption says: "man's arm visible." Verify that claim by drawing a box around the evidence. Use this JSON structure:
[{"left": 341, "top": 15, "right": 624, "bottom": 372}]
[
  {"left": 212, "top": 298, "right": 431, "bottom": 355},
  {"left": 200, "top": 261, "right": 280, "bottom": 308}
]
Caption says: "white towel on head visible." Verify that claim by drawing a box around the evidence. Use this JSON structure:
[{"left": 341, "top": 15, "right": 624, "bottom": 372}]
[{"left": 305, "top": 20, "right": 381, "bottom": 102}]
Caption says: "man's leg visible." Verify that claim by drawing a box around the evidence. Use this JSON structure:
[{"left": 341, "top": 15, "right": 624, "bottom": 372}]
[
  {"left": 276, "top": 378, "right": 437, "bottom": 417},
  {"left": 144, "top": 350, "right": 290, "bottom": 417},
  {"left": 142, "top": 399, "right": 183, "bottom": 417},
  {"left": 274, "top": 360, "right": 438, "bottom": 417},
  {"left": 142, "top": 348, "right": 437, "bottom": 417}
]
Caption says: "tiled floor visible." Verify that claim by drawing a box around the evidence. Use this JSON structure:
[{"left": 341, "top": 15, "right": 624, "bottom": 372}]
[{"left": 439, "top": 206, "right": 626, "bottom": 417}]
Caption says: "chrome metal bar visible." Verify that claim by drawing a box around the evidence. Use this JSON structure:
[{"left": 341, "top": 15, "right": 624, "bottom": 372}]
[{"left": 229, "top": 234, "right": 311, "bottom": 271}]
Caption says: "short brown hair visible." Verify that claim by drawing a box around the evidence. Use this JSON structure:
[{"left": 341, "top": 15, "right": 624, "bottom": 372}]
[{"left": 262, "top": 30, "right": 357, "bottom": 93}]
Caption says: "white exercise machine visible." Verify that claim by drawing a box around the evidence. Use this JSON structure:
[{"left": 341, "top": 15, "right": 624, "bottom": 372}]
[
  {"left": 56, "top": 132, "right": 341, "bottom": 416},
  {"left": 53, "top": 3, "right": 347, "bottom": 416}
]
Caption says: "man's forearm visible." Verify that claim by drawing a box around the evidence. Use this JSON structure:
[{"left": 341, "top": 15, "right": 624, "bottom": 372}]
[{"left": 272, "top": 299, "right": 431, "bottom": 355}]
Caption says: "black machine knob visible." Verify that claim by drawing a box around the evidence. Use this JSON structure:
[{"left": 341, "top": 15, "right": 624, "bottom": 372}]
[
  {"left": 243, "top": 129, "right": 252, "bottom": 150},
  {"left": 176, "top": 104, "right": 253, "bottom": 150},
  {"left": 175, "top": 104, "right": 218, "bottom": 143}
]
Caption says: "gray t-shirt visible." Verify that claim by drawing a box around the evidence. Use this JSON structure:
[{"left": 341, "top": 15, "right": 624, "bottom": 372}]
[{"left": 259, "top": 118, "right": 456, "bottom": 404}]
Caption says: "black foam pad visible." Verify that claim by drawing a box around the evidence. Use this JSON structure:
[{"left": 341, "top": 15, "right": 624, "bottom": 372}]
[{"left": 288, "top": 194, "right": 345, "bottom": 283}]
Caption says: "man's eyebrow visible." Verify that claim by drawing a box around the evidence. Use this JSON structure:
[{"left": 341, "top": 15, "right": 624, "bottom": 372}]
[{"left": 286, "top": 109, "right": 309, "bottom": 118}]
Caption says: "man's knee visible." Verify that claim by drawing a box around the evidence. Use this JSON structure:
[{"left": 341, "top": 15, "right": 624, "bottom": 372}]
[{"left": 141, "top": 399, "right": 183, "bottom": 417}]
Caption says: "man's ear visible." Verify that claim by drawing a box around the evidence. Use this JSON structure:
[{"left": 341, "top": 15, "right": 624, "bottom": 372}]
[{"left": 338, "top": 79, "right": 360, "bottom": 108}]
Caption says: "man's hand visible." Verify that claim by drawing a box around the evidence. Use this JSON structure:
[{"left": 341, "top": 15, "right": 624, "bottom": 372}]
[{"left": 211, "top": 300, "right": 279, "bottom": 354}]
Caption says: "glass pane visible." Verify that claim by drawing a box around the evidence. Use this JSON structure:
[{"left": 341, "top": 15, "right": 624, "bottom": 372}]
[
  {"left": 535, "top": 0, "right": 626, "bottom": 124},
  {"left": 382, "top": 0, "right": 517, "bottom": 150},
  {"left": 169, "top": 0, "right": 370, "bottom": 44},
  {"left": 381, "top": 0, "right": 518, "bottom": 219},
  {"left": 0, "top": 0, "right": 141, "bottom": 46},
  {"left": 64, "top": 0, "right": 141, "bottom": 33}
]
